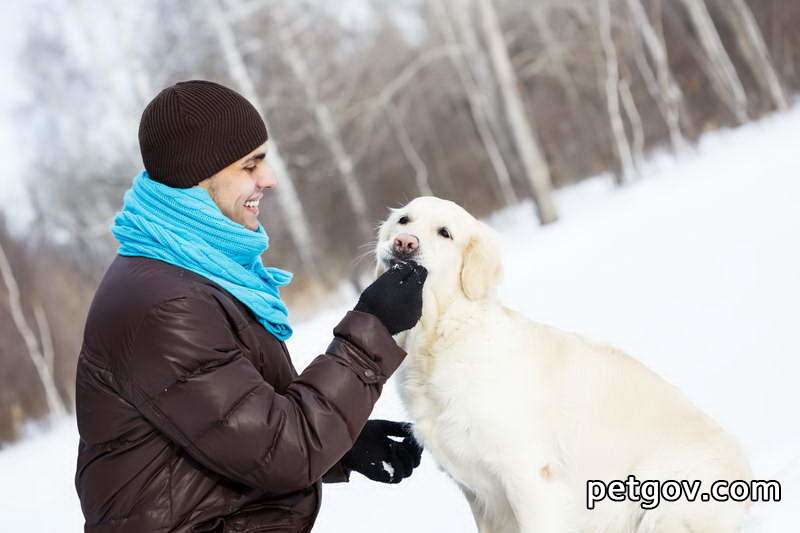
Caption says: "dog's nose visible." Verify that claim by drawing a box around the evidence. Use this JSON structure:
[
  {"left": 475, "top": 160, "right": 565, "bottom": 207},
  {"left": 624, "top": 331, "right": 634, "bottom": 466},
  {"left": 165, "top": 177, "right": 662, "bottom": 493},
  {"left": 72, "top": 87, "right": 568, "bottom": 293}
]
[{"left": 393, "top": 233, "right": 419, "bottom": 255}]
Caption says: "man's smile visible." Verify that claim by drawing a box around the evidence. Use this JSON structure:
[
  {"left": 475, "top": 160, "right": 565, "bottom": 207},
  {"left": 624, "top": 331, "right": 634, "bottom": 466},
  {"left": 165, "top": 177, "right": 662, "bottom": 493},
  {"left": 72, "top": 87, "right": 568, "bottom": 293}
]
[{"left": 244, "top": 195, "right": 262, "bottom": 214}]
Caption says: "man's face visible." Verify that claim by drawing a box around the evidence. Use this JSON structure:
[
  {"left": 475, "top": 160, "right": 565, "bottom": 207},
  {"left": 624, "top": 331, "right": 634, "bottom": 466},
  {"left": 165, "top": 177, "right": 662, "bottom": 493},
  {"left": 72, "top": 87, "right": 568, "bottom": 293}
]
[{"left": 197, "top": 142, "right": 275, "bottom": 231}]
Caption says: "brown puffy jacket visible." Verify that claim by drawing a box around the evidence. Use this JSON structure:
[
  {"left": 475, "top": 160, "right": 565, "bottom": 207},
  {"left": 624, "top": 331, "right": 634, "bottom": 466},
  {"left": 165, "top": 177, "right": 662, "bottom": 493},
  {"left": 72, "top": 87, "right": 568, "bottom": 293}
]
[{"left": 74, "top": 255, "right": 406, "bottom": 532}]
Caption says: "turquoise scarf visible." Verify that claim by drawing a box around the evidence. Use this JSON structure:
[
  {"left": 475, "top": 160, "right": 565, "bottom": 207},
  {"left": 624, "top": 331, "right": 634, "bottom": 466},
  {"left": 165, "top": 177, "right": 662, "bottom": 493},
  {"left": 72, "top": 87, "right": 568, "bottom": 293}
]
[{"left": 112, "top": 170, "right": 293, "bottom": 340}]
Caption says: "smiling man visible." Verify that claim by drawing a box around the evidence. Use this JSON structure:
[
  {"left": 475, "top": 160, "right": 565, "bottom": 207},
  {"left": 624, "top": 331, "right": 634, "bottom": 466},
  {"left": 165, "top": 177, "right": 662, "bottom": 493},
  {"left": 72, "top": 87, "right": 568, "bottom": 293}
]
[
  {"left": 74, "top": 80, "right": 427, "bottom": 532},
  {"left": 198, "top": 146, "right": 270, "bottom": 230}
]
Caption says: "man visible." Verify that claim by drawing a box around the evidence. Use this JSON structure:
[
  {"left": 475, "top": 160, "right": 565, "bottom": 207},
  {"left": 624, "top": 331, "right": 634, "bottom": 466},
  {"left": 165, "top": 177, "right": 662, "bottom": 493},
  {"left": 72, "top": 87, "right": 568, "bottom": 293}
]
[{"left": 74, "top": 80, "right": 427, "bottom": 532}]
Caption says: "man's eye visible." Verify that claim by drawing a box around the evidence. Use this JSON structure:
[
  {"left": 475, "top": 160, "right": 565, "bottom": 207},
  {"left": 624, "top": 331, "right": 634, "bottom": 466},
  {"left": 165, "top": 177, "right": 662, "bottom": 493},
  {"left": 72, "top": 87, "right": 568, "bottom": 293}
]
[
  {"left": 245, "top": 166, "right": 255, "bottom": 172},
  {"left": 438, "top": 227, "right": 452, "bottom": 239},
  {"left": 398, "top": 215, "right": 410, "bottom": 225}
]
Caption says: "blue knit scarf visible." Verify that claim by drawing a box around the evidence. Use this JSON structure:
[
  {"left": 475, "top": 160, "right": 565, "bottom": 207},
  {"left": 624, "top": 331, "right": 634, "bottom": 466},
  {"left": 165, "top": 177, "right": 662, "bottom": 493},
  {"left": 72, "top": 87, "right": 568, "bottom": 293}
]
[{"left": 112, "top": 170, "right": 293, "bottom": 340}]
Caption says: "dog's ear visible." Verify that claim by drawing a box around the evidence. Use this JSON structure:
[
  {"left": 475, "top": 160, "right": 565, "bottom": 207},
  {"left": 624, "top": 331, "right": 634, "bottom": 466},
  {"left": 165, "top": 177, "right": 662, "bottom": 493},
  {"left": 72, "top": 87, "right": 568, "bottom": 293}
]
[{"left": 460, "top": 222, "right": 503, "bottom": 301}]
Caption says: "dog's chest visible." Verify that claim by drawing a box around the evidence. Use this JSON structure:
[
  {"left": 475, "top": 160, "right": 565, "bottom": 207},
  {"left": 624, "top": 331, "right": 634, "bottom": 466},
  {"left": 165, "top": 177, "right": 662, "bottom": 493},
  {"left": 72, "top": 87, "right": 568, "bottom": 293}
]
[{"left": 399, "top": 340, "right": 504, "bottom": 492}]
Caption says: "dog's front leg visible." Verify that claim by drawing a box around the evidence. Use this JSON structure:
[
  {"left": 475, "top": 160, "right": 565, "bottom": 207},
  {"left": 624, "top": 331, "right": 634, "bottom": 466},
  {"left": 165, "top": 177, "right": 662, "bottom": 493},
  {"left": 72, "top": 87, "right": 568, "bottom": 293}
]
[
  {"left": 459, "top": 485, "right": 492, "bottom": 533},
  {"left": 458, "top": 484, "right": 518, "bottom": 533}
]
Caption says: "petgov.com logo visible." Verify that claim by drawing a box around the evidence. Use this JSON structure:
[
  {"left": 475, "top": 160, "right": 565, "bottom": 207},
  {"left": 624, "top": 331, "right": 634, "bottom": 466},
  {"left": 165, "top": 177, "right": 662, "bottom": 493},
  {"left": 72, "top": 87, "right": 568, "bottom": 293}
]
[{"left": 586, "top": 475, "right": 781, "bottom": 510}]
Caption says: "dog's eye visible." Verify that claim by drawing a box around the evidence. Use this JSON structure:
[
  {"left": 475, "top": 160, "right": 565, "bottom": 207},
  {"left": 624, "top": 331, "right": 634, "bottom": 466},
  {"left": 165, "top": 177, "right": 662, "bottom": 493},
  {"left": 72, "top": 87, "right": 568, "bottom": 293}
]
[
  {"left": 398, "top": 215, "right": 410, "bottom": 225},
  {"left": 438, "top": 227, "right": 452, "bottom": 239}
]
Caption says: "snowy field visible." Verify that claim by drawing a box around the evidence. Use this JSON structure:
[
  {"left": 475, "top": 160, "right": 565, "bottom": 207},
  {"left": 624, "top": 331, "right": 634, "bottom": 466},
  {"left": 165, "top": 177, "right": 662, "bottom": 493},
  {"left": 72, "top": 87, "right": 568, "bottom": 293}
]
[{"left": 2, "top": 107, "right": 799, "bottom": 531}]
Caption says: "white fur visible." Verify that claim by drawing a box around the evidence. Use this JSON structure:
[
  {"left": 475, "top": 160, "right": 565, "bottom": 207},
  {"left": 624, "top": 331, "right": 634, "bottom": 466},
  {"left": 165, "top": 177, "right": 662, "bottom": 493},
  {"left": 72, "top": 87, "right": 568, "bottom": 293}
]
[{"left": 374, "top": 197, "right": 752, "bottom": 533}]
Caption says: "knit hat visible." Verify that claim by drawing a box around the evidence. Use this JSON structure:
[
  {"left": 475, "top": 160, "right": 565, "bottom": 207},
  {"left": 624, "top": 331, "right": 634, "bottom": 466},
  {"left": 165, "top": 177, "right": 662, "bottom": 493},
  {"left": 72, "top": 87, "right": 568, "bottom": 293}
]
[{"left": 138, "top": 80, "right": 268, "bottom": 188}]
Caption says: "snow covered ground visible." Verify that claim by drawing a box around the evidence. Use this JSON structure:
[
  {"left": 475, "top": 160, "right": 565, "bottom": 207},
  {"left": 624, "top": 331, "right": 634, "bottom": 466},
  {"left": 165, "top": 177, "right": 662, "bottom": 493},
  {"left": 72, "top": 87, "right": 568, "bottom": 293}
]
[{"left": 2, "top": 107, "right": 799, "bottom": 531}]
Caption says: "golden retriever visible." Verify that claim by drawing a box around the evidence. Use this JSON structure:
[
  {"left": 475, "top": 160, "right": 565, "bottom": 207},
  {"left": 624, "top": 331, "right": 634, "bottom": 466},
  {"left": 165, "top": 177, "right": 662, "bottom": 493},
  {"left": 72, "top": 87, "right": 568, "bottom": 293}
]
[{"left": 373, "top": 197, "right": 751, "bottom": 533}]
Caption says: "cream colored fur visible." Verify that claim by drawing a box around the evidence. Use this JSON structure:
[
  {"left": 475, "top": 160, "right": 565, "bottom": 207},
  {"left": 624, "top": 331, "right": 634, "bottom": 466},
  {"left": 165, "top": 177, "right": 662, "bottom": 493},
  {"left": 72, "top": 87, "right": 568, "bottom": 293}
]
[{"left": 374, "top": 197, "right": 751, "bottom": 533}]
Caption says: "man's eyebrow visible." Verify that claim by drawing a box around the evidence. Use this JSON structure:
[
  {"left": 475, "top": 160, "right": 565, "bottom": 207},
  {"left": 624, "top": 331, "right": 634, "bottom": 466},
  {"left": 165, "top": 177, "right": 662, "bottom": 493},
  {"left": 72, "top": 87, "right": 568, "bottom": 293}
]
[{"left": 243, "top": 152, "right": 266, "bottom": 164}]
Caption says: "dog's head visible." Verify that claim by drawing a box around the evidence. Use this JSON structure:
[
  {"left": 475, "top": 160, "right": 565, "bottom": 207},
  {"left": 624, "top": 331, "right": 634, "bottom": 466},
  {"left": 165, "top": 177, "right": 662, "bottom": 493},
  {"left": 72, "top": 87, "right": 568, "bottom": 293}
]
[{"left": 374, "top": 197, "right": 503, "bottom": 309}]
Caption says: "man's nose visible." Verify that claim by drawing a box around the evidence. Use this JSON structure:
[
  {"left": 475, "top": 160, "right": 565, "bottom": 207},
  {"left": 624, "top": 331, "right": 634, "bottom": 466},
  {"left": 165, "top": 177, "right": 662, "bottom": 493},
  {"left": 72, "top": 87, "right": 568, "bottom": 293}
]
[
  {"left": 393, "top": 234, "right": 419, "bottom": 255},
  {"left": 256, "top": 163, "right": 277, "bottom": 189}
]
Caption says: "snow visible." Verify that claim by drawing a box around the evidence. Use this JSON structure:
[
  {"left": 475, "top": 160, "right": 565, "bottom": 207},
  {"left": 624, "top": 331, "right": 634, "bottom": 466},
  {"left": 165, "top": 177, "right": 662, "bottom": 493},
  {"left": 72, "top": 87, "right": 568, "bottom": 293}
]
[
  {"left": 0, "top": 418, "right": 84, "bottom": 530},
  {"left": 382, "top": 461, "right": 395, "bottom": 478},
  {"left": 2, "top": 106, "right": 799, "bottom": 531}
]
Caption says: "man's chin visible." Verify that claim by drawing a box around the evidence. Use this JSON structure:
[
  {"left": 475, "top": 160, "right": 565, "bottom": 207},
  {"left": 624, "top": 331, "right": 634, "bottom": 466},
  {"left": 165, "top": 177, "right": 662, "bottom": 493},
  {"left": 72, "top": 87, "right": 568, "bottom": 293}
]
[{"left": 241, "top": 216, "right": 260, "bottom": 231}]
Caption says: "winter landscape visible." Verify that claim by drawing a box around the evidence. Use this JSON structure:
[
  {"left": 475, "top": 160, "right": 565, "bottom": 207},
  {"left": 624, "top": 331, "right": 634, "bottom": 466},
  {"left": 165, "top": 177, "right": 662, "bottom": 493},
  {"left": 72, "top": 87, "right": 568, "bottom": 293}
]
[
  {"left": 1, "top": 106, "right": 798, "bottom": 531},
  {"left": 3, "top": 1, "right": 800, "bottom": 531}
]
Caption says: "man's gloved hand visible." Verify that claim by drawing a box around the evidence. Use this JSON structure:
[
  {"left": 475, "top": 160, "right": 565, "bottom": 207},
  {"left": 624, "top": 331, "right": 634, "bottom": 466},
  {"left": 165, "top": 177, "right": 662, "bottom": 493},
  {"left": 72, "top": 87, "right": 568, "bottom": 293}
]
[
  {"left": 341, "top": 420, "right": 423, "bottom": 484},
  {"left": 354, "top": 260, "right": 428, "bottom": 335}
]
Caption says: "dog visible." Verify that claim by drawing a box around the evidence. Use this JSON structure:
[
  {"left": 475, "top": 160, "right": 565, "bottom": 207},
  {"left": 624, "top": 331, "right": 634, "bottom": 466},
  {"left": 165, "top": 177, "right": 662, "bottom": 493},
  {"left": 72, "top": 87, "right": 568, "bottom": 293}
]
[{"left": 373, "top": 197, "right": 752, "bottom": 533}]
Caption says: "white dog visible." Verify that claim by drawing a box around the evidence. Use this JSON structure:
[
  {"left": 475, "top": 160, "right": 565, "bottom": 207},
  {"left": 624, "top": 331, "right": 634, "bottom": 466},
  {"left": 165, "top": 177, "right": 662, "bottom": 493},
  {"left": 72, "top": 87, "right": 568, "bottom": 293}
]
[{"left": 374, "top": 197, "right": 751, "bottom": 533}]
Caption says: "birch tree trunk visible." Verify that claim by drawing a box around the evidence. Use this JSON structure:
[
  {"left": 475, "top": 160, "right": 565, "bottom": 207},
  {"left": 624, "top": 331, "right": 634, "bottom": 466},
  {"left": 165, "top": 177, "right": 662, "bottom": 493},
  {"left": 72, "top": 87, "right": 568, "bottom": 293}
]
[
  {"left": 274, "top": 22, "right": 374, "bottom": 243},
  {"left": 206, "top": 0, "right": 322, "bottom": 282},
  {"left": 530, "top": 5, "right": 581, "bottom": 107},
  {"left": 0, "top": 243, "right": 67, "bottom": 418},
  {"left": 477, "top": 0, "right": 558, "bottom": 224},
  {"left": 34, "top": 303, "right": 56, "bottom": 383},
  {"left": 626, "top": 0, "right": 687, "bottom": 151},
  {"left": 385, "top": 99, "right": 434, "bottom": 197},
  {"left": 619, "top": 77, "right": 645, "bottom": 173},
  {"left": 432, "top": 0, "right": 517, "bottom": 206},
  {"left": 598, "top": 0, "right": 636, "bottom": 184},
  {"left": 450, "top": 1, "right": 518, "bottom": 181},
  {"left": 679, "top": 0, "right": 749, "bottom": 123},
  {"left": 718, "top": 0, "right": 789, "bottom": 112}
]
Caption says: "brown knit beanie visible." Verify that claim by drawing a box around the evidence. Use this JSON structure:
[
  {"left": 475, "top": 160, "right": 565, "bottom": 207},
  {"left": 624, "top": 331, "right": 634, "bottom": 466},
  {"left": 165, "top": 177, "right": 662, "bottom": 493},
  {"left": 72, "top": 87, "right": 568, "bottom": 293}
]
[{"left": 138, "top": 80, "right": 268, "bottom": 188}]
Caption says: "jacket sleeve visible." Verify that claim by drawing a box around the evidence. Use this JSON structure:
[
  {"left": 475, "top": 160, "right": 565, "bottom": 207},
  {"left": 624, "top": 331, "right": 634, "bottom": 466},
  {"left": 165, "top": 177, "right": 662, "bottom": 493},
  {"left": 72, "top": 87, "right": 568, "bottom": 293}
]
[
  {"left": 118, "top": 292, "right": 405, "bottom": 496},
  {"left": 321, "top": 459, "right": 351, "bottom": 484}
]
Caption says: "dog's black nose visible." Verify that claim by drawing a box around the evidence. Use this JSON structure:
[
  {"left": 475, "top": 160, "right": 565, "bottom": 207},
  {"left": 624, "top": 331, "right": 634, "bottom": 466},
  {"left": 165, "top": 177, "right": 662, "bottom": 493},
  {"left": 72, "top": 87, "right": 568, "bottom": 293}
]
[{"left": 393, "top": 234, "right": 419, "bottom": 255}]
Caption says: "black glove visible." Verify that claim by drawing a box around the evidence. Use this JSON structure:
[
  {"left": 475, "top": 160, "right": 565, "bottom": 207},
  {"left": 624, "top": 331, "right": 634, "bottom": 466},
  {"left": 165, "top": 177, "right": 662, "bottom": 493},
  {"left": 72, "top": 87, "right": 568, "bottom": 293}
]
[
  {"left": 341, "top": 420, "right": 423, "bottom": 484},
  {"left": 354, "top": 260, "right": 428, "bottom": 335}
]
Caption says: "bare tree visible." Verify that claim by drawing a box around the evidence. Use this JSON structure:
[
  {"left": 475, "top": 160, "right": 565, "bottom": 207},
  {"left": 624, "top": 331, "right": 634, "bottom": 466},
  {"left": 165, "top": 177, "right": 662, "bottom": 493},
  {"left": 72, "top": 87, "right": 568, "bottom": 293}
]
[
  {"left": 62, "top": 1, "right": 138, "bottom": 167},
  {"left": 626, "top": 0, "right": 688, "bottom": 151},
  {"left": 0, "top": 243, "right": 67, "bottom": 418},
  {"left": 431, "top": 0, "right": 517, "bottom": 206},
  {"left": 679, "top": 0, "right": 749, "bottom": 123},
  {"left": 449, "top": 0, "right": 520, "bottom": 191},
  {"left": 33, "top": 303, "right": 56, "bottom": 387},
  {"left": 272, "top": 12, "right": 374, "bottom": 245},
  {"left": 619, "top": 76, "right": 645, "bottom": 172},
  {"left": 717, "top": 0, "right": 789, "bottom": 112},
  {"left": 23, "top": 0, "right": 186, "bottom": 278},
  {"left": 529, "top": 3, "right": 581, "bottom": 107},
  {"left": 598, "top": 0, "right": 636, "bottom": 184},
  {"left": 385, "top": 99, "right": 434, "bottom": 197},
  {"left": 206, "top": 0, "right": 323, "bottom": 283},
  {"left": 477, "top": 0, "right": 558, "bottom": 224}
]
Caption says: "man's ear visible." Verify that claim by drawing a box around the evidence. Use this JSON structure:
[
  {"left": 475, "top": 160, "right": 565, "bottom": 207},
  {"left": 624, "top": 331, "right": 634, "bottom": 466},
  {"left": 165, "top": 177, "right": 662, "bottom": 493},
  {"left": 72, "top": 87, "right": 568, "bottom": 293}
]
[{"left": 460, "top": 222, "right": 503, "bottom": 301}]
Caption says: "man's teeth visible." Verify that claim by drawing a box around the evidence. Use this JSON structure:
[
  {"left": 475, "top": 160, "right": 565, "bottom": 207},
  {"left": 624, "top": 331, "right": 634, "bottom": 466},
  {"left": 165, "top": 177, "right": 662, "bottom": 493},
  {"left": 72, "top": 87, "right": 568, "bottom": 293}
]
[{"left": 244, "top": 199, "right": 259, "bottom": 208}]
